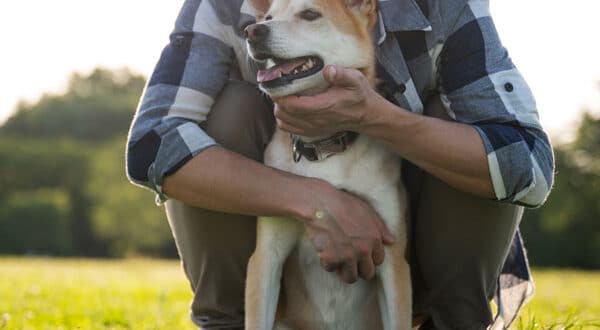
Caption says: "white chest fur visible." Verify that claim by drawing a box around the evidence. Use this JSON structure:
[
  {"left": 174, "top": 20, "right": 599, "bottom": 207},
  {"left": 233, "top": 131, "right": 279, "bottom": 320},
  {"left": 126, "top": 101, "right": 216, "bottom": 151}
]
[
  {"left": 249, "top": 128, "right": 409, "bottom": 329},
  {"left": 267, "top": 129, "right": 401, "bottom": 197}
]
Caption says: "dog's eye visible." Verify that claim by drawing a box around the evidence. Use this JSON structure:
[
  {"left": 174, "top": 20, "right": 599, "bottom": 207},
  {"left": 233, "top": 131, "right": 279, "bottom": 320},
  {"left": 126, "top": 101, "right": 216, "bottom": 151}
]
[{"left": 298, "top": 9, "right": 322, "bottom": 21}]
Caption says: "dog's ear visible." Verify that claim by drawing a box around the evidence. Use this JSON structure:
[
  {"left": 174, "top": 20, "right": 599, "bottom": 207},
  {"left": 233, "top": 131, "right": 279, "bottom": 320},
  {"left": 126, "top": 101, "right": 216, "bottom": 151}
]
[
  {"left": 249, "top": 0, "right": 271, "bottom": 15},
  {"left": 344, "top": 0, "right": 377, "bottom": 16}
]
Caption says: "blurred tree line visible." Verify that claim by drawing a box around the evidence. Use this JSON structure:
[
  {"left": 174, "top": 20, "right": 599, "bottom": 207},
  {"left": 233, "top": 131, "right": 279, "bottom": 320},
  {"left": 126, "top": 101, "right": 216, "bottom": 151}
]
[
  {"left": 0, "top": 68, "right": 599, "bottom": 268},
  {"left": 521, "top": 112, "right": 600, "bottom": 269},
  {"left": 0, "top": 68, "right": 175, "bottom": 258}
]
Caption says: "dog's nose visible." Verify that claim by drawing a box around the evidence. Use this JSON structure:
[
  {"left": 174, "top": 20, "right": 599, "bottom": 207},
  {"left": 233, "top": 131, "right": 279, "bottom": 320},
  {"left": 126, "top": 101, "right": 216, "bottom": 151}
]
[{"left": 245, "top": 23, "right": 269, "bottom": 42}]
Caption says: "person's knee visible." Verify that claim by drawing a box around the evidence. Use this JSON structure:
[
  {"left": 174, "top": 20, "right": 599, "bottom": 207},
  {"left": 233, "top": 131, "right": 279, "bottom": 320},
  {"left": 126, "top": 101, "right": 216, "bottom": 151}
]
[
  {"left": 413, "top": 176, "right": 521, "bottom": 329},
  {"left": 205, "top": 80, "right": 275, "bottom": 161},
  {"left": 165, "top": 200, "right": 256, "bottom": 300}
]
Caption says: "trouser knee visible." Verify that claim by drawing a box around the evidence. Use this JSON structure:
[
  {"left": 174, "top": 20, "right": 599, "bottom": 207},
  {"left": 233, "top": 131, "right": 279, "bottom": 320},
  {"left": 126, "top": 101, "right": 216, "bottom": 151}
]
[
  {"left": 205, "top": 80, "right": 275, "bottom": 162},
  {"left": 411, "top": 174, "right": 522, "bottom": 329},
  {"left": 408, "top": 95, "right": 523, "bottom": 329},
  {"left": 164, "top": 80, "right": 272, "bottom": 329},
  {"left": 165, "top": 199, "right": 256, "bottom": 329}
]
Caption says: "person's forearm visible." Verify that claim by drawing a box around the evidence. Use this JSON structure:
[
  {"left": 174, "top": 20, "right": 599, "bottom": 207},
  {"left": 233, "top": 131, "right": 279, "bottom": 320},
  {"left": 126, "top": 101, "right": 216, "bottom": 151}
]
[
  {"left": 163, "top": 145, "right": 396, "bottom": 282},
  {"left": 361, "top": 96, "right": 495, "bottom": 198},
  {"left": 163, "top": 146, "right": 320, "bottom": 220}
]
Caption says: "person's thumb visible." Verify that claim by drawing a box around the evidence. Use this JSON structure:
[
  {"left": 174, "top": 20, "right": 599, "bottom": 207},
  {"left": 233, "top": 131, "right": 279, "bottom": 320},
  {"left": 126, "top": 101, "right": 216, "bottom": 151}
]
[{"left": 324, "top": 65, "right": 361, "bottom": 88}]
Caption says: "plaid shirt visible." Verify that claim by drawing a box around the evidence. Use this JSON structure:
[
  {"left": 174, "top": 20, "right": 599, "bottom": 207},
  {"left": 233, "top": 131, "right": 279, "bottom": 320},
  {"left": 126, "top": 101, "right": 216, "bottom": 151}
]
[{"left": 126, "top": 0, "right": 554, "bottom": 327}]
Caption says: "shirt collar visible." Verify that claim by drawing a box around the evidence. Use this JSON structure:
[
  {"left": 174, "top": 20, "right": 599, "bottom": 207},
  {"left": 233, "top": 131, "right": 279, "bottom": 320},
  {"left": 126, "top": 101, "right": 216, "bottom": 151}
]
[{"left": 377, "top": 0, "right": 432, "bottom": 32}]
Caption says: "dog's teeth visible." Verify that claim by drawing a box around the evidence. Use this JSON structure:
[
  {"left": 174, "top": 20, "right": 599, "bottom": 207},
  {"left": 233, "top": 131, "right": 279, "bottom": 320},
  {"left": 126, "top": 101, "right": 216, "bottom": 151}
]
[
  {"left": 266, "top": 59, "right": 276, "bottom": 69},
  {"left": 307, "top": 59, "right": 314, "bottom": 67}
]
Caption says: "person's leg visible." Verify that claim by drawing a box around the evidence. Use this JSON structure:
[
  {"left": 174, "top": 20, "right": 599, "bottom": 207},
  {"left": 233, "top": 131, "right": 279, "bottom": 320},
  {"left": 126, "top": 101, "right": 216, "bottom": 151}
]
[
  {"left": 165, "top": 80, "right": 275, "bottom": 329},
  {"left": 409, "top": 96, "right": 523, "bottom": 330}
]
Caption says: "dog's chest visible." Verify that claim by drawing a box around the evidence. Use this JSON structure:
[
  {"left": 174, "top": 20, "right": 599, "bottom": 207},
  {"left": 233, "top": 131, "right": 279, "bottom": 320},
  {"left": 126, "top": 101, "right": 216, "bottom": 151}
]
[
  {"left": 277, "top": 235, "right": 382, "bottom": 330},
  {"left": 263, "top": 129, "right": 403, "bottom": 329}
]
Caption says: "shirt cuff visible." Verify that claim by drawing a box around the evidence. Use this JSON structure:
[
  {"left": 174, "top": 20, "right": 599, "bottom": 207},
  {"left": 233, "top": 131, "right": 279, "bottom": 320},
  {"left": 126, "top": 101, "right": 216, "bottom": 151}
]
[
  {"left": 149, "top": 121, "right": 218, "bottom": 204},
  {"left": 473, "top": 124, "right": 551, "bottom": 207}
]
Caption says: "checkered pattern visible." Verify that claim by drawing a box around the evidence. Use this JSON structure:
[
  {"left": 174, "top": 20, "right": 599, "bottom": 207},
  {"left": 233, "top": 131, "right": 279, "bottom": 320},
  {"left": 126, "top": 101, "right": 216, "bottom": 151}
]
[
  {"left": 125, "top": 0, "right": 553, "bottom": 327},
  {"left": 126, "top": 0, "right": 554, "bottom": 207}
]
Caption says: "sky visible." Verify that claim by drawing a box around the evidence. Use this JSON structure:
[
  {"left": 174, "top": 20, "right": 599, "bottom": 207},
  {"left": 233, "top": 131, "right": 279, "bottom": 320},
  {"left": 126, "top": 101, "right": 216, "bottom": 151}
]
[{"left": 0, "top": 0, "right": 599, "bottom": 143}]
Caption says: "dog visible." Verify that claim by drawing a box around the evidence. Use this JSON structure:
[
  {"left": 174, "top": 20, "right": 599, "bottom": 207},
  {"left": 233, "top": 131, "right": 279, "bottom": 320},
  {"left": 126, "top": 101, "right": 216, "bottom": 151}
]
[{"left": 244, "top": 0, "right": 411, "bottom": 329}]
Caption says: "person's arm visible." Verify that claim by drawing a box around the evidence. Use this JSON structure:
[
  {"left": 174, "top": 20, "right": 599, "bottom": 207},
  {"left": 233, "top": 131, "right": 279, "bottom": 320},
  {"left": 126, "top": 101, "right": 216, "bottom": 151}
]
[
  {"left": 274, "top": 0, "right": 554, "bottom": 206},
  {"left": 363, "top": 91, "right": 495, "bottom": 198},
  {"left": 163, "top": 146, "right": 321, "bottom": 218},
  {"left": 127, "top": 0, "right": 233, "bottom": 202},
  {"left": 126, "top": 0, "right": 394, "bottom": 283},
  {"left": 163, "top": 146, "right": 395, "bottom": 283},
  {"left": 274, "top": 68, "right": 495, "bottom": 198},
  {"left": 434, "top": 0, "right": 555, "bottom": 206}
]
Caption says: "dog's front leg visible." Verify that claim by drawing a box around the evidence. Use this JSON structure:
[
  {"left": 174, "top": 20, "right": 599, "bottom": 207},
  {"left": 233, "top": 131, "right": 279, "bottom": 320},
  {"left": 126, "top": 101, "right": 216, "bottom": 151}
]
[
  {"left": 245, "top": 217, "right": 302, "bottom": 330},
  {"left": 377, "top": 242, "right": 412, "bottom": 330}
]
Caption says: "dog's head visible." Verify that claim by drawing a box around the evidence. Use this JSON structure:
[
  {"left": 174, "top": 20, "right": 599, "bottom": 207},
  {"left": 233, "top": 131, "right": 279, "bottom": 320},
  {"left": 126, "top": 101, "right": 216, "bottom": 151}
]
[{"left": 246, "top": 0, "right": 378, "bottom": 97}]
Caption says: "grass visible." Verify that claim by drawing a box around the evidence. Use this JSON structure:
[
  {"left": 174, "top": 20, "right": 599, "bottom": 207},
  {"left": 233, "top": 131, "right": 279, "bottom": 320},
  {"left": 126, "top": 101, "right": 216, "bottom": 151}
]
[
  {"left": 0, "top": 258, "right": 599, "bottom": 329},
  {"left": 514, "top": 269, "right": 600, "bottom": 329},
  {"left": 0, "top": 258, "right": 195, "bottom": 330}
]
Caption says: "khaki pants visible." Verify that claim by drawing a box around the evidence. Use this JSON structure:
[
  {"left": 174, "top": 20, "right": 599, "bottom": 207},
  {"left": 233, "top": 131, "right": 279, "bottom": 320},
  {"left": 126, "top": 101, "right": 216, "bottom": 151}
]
[{"left": 165, "top": 80, "right": 523, "bottom": 330}]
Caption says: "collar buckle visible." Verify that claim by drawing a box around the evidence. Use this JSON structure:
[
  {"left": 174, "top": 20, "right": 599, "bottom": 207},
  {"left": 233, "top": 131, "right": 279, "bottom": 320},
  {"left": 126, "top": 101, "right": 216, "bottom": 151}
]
[{"left": 291, "top": 132, "right": 358, "bottom": 163}]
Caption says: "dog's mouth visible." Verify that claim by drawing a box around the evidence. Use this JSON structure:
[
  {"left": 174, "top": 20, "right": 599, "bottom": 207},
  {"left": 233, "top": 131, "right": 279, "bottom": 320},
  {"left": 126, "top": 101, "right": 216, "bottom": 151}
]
[{"left": 256, "top": 56, "right": 324, "bottom": 88}]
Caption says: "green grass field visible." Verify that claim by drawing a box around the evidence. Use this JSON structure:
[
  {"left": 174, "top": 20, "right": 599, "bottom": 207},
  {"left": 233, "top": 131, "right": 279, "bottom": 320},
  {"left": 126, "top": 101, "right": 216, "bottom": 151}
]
[{"left": 1, "top": 258, "right": 599, "bottom": 329}]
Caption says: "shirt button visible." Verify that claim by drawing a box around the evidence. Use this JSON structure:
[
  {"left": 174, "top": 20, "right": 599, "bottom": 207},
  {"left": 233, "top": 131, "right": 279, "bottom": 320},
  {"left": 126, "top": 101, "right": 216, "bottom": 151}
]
[
  {"left": 504, "top": 82, "right": 514, "bottom": 92},
  {"left": 398, "top": 83, "right": 407, "bottom": 94}
]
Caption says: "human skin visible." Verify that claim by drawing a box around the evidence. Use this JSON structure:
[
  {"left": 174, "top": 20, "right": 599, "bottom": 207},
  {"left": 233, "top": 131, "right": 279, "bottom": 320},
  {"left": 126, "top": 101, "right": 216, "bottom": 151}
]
[
  {"left": 163, "top": 66, "right": 494, "bottom": 283},
  {"left": 273, "top": 65, "right": 495, "bottom": 199},
  {"left": 163, "top": 142, "right": 396, "bottom": 283}
]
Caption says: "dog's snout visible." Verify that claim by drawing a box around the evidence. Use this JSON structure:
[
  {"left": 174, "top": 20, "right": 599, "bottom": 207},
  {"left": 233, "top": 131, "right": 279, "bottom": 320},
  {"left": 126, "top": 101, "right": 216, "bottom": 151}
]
[{"left": 245, "top": 23, "right": 269, "bottom": 42}]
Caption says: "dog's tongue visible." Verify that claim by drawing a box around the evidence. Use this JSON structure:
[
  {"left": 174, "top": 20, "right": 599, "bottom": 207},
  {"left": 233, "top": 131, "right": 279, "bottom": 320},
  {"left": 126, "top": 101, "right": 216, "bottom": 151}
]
[{"left": 257, "top": 59, "right": 306, "bottom": 83}]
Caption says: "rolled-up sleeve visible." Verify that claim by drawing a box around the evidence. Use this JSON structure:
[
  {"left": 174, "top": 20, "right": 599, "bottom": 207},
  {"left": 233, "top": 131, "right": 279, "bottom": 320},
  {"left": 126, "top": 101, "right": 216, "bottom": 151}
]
[
  {"left": 126, "top": 0, "right": 234, "bottom": 203},
  {"left": 438, "top": 0, "right": 554, "bottom": 207}
]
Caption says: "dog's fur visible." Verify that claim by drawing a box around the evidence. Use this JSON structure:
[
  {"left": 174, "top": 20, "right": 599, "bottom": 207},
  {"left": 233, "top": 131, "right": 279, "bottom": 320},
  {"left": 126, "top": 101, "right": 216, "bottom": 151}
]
[{"left": 245, "top": 1, "right": 411, "bottom": 329}]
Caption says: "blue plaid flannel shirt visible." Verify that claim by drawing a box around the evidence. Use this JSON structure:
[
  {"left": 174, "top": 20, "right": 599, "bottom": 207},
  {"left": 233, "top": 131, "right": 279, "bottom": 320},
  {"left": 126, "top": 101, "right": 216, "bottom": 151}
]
[{"left": 126, "top": 0, "right": 554, "bottom": 327}]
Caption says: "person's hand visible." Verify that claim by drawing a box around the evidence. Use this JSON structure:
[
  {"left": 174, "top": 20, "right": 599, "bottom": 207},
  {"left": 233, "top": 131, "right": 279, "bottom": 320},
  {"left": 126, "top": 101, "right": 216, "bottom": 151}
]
[
  {"left": 303, "top": 180, "right": 396, "bottom": 283},
  {"left": 273, "top": 65, "right": 384, "bottom": 137}
]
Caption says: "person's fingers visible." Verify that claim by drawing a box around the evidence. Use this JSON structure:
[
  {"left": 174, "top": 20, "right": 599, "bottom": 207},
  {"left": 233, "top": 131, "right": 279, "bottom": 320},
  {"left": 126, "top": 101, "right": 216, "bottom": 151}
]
[
  {"left": 324, "top": 65, "right": 363, "bottom": 88},
  {"left": 338, "top": 260, "right": 359, "bottom": 284},
  {"left": 372, "top": 239, "right": 386, "bottom": 266},
  {"left": 275, "top": 105, "right": 334, "bottom": 136},
  {"left": 375, "top": 217, "right": 396, "bottom": 245},
  {"left": 314, "top": 230, "right": 345, "bottom": 273},
  {"left": 324, "top": 65, "right": 337, "bottom": 83},
  {"left": 275, "top": 119, "right": 304, "bottom": 135},
  {"left": 274, "top": 104, "right": 312, "bottom": 127},
  {"left": 277, "top": 95, "right": 316, "bottom": 113},
  {"left": 357, "top": 253, "right": 376, "bottom": 280},
  {"left": 277, "top": 90, "right": 336, "bottom": 113},
  {"left": 319, "top": 245, "right": 346, "bottom": 273},
  {"left": 273, "top": 95, "right": 294, "bottom": 107},
  {"left": 275, "top": 66, "right": 365, "bottom": 114},
  {"left": 321, "top": 259, "right": 342, "bottom": 273},
  {"left": 310, "top": 230, "right": 330, "bottom": 252}
]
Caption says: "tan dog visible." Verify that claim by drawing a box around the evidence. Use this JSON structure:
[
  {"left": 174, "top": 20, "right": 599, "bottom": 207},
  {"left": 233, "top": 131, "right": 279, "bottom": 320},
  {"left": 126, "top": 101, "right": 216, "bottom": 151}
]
[{"left": 245, "top": 0, "right": 411, "bottom": 329}]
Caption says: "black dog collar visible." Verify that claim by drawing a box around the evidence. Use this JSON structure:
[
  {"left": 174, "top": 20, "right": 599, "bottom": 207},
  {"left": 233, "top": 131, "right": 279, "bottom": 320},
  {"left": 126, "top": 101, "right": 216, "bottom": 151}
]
[{"left": 291, "top": 132, "right": 359, "bottom": 162}]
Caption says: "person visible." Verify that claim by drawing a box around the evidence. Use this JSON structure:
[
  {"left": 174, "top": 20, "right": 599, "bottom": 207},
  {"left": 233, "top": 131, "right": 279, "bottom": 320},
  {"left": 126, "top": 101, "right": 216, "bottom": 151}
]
[{"left": 126, "top": 0, "right": 554, "bottom": 329}]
